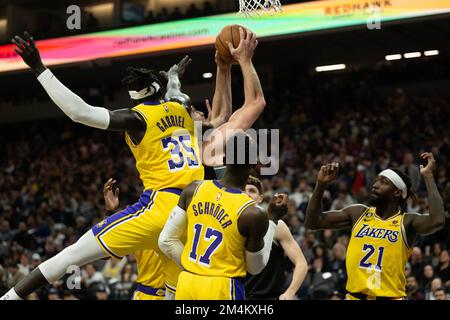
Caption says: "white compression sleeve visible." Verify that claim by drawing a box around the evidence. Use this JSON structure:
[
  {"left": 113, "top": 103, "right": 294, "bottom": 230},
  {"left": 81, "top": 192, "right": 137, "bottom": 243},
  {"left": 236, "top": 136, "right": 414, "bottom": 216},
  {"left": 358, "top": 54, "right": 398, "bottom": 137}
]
[
  {"left": 39, "top": 230, "right": 108, "bottom": 283},
  {"left": 37, "top": 69, "right": 110, "bottom": 129},
  {"left": 245, "top": 220, "right": 277, "bottom": 275},
  {"left": 158, "top": 206, "right": 187, "bottom": 268}
]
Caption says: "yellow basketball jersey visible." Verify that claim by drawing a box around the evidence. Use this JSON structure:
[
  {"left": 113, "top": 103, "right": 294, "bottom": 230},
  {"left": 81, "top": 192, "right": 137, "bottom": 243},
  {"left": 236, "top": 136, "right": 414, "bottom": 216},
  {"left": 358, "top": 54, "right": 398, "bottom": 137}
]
[
  {"left": 134, "top": 249, "right": 165, "bottom": 292},
  {"left": 181, "top": 180, "right": 255, "bottom": 278},
  {"left": 125, "top": 100, "right": 204, "bottom": 191},
  {"left": 346, "top": 207, "right": 412, "bottom": 298}
]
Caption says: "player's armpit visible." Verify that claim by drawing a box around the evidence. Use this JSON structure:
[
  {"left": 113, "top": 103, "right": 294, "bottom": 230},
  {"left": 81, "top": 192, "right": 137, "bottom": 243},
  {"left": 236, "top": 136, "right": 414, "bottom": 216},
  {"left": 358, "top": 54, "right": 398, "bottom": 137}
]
[
  {"left": 107, "top": 108, "right": 146, "bottom": 132},
  {"left": 177, "top": 180, "right": 203, "bottom": 210},
  {"left": 225, "top": 99, "right": 266, "bottom": 131}
]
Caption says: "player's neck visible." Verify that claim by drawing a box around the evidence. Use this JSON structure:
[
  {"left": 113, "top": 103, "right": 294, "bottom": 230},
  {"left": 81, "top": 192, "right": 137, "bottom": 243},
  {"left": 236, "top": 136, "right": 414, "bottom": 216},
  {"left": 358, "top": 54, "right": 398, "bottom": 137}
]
[
  {"left": 375, "top": 202, "right": 400, "bottom": 219},
  {"left": 220, "top": 172, "right": 247, "bottom": 191}
]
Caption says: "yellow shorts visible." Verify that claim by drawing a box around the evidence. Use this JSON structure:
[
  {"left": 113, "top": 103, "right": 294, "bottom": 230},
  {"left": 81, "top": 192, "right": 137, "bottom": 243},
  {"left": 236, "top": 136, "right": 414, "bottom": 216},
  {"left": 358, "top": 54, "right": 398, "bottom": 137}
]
[
  {"left": 92, "top": 189, "right": 182, "bottom": 289},
  {"left": 175, "top": 271, "right": 245, "bottom": 300},
  {"left": 345, "top": 293, "right": 405, "bottom": 300},
  {"left": 132, "top": 284, "right": 165, "bottom": 300}
]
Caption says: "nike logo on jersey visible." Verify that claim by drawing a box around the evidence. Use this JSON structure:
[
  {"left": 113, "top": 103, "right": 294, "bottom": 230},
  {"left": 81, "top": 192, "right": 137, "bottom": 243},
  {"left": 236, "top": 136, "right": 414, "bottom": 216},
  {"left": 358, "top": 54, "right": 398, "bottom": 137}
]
[{"left": 354, "top": 224, "right": 399, "bottom": 243}]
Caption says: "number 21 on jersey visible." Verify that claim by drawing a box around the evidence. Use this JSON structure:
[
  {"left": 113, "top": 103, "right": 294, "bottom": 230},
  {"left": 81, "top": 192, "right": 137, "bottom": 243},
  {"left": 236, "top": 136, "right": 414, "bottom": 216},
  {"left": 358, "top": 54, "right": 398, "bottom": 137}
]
[{"left": 359, "top": 244, "right": 385, "bottom": 271}]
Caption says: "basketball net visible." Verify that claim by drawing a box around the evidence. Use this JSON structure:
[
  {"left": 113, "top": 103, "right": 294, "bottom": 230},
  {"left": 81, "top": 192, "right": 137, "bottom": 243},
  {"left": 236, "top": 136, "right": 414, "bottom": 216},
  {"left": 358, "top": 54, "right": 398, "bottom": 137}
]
[{"left": 238, "top": 0, "right": 282, "bottom": 17}]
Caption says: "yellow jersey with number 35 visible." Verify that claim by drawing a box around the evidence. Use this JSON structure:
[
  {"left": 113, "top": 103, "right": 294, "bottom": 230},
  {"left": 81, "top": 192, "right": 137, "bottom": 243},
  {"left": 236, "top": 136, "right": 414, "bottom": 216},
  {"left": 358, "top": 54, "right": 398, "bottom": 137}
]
[
  {"left": 346, "top": 207, "right": 412, "bottom": 298},
  {"left": 181, "top": 180, "right": 255, "bottom": 279},
  {"left": 125, "top": 100, "right": 204, "bottom": 191}
]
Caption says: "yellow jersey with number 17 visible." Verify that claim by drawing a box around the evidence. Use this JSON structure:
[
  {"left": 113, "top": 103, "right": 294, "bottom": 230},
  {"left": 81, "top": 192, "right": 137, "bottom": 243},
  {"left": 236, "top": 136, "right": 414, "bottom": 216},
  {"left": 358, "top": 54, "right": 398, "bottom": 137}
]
[
  {"left": 346, "top": 207, "right": 412, "bottom": 298},
  {"left": 125, "top": 100, "right": 204, "bottom": 191},
  {"left": 181, "top": 180, "right": 255, "bottom": 278}
]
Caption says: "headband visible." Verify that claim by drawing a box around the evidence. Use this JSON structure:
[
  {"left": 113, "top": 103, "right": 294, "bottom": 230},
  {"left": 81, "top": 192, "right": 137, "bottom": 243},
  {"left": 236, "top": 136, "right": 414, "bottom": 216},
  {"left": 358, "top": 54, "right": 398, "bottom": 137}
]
[
  {"left": 128, "top": 81, "right": 161, "bottom": 100},
  {"left": 378, "top": 169, "right": 407, "bottom": 199}
]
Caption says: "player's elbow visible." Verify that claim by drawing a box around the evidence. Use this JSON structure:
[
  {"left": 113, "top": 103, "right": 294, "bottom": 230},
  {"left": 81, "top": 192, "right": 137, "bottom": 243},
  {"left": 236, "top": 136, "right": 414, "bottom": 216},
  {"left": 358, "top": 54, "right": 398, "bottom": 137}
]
[
  {"left": 432, "top": 217, "right": 445, "bottom": 232},
  {"left": 158, "top": 232, "right": 171, "bottom": 257},
  {"left": 254, "top": 96, "right": 266, "bottom": 111},
  {"left": 304, "top": 217, "right": 319, "bottom": 230}
]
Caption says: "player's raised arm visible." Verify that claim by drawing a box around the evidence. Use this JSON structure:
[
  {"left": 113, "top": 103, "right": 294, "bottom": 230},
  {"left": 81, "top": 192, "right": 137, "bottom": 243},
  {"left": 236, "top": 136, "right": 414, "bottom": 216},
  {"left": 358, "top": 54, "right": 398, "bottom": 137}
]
[
  {"left": 206, "top": 52, "right": 233, "bottom": 128},
  {"left": 12, "top": 32, "right": 143, "bottom": 132},
  {"left": 212, "top": 27, "right": 265, "bottom": 134},
  {"left": 161, "top": 55, "right": 192, "bottom": 108},
  {"left": 276, "top": 220, "right": 308, "bottom": 300},
  {"left": 305, "top": 163, "right": 366, "bottom": 230},
  {"left": 405, "top": 152, "right": 445, "bottom": 235}
]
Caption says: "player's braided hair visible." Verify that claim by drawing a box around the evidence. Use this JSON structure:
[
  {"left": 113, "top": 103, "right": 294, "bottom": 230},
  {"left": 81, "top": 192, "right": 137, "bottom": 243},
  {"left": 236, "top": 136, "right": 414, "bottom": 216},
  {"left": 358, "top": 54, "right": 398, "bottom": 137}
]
[
  {"left": 391, "top": 168, "right": 416, "bottom": 213},
  {"left": 121, "top": 67, "right": 164, "bottom": 101}
]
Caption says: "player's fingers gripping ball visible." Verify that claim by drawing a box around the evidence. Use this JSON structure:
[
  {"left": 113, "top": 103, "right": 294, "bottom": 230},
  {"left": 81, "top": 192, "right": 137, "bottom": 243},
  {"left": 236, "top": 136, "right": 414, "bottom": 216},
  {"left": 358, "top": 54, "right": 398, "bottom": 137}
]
[{"left": 215, "top": 24, "right": 245, "bottom": 65}]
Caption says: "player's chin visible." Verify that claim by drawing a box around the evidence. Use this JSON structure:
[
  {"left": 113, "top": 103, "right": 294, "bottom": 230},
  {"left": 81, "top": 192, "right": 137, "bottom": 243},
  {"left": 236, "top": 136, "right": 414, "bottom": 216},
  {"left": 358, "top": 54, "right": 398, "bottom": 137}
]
[{"left": 367, "top": 193, "right": 379, "bottom": 206}]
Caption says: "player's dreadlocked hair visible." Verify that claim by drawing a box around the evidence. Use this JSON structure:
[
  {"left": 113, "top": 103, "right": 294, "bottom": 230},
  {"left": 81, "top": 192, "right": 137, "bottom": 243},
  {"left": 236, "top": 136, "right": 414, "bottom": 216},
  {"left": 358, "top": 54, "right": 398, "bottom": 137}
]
[
  {"left": 121, "top": 67, "right": 165, "bottom": 102},
  {"left": 391, "top": 168, "right": 416, "bottom": 213}
]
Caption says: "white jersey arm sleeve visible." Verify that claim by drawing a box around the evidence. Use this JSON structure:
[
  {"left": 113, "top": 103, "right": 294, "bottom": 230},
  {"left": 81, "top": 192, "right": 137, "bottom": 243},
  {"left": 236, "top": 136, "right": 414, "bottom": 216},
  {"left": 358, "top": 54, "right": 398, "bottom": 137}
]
[
  {"left": 37, "top": 69, "right": 110, "bottom": 129},
  {"left": 158, "top": 206, "right": 187, "bottom": 268},
  {"left": 245, "top": 220, "right": 277, "bottom": 275}
]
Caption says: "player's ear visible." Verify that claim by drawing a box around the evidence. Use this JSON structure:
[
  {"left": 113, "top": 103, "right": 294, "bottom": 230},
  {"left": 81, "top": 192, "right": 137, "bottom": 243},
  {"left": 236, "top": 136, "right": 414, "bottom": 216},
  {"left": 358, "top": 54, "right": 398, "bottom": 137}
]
[{"left": 393, "top": 188, "right": 403, "bottom": 199}]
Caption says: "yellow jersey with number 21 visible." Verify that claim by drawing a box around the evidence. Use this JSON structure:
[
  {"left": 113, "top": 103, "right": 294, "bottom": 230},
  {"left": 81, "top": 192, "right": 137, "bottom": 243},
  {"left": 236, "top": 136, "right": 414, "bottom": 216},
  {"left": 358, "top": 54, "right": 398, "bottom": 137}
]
[{"left": 346, "top": 207, "right": 412, "bottom": 298}]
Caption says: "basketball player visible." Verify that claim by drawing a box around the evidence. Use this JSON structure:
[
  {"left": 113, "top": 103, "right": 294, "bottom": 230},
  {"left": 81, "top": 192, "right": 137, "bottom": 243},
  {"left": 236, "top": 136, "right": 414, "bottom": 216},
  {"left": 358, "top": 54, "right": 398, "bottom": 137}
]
[
  {"left": 244, "top": 176, "right": 308, "bottom": 300},
  {"left": 305, "top": 152, "right": 445, "bottom": 300},
  {"left": 102, "top": 178, "right": 165, "bottom": 300},
  {"left": 159, "top": 133, "right": 288, "bottom": 300},
  {"left": 3, "top": 33, "right": 203, "bottom": 300},
  {"left": 3, "top": 27, "right": 265, "bottom": 300}
]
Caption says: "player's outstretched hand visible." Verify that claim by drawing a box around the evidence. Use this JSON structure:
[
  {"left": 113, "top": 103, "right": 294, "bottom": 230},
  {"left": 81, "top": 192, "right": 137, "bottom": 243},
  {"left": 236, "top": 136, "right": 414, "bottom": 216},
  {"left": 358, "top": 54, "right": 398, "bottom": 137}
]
[
  {"left": 103, "top": 178, "right": 119, "bottom": 211},
  {"left": 317, "top": 162, "right": 339, "bottom": 185},
  {"left": 159, "top": 55, "right": 192, "bottom": 81},
  {"left": 420, "top": 152, "right": 436, "bottom": 177},
  {"left": 11, "top": 32, "right": 46, "bottom": 75},
  {"left": 268, "top": 193, "right": 288, "bottom": 222},
  {"left": 226, "top": 27, "right": 258, "bottom": 64}
]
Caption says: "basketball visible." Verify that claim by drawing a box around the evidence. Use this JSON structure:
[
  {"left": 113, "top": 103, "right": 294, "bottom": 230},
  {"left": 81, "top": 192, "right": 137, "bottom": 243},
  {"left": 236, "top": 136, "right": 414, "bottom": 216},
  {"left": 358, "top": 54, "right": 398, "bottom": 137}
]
[{"left": 215, "top": 25, "right": 245, "bottom": 64}]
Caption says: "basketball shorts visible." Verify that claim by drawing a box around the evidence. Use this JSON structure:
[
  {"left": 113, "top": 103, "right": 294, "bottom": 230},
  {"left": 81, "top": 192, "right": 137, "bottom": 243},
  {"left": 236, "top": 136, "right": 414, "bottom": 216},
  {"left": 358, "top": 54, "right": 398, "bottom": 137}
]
[
  {"left": 132, "top": 284, "right": 165, "bottom": 300},
  {"left": 175, "top": 271, "right": 245, "bottom": 300},
  {"left": 92, "top": 188, "right": 182, "bottom": 290}
]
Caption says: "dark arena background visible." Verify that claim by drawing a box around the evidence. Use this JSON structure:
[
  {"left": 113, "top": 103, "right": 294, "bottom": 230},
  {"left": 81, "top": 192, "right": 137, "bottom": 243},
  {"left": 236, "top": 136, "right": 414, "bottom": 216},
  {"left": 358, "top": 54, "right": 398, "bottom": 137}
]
[{"left": 0, "top": 0, "right": 449, "bottom": 309}]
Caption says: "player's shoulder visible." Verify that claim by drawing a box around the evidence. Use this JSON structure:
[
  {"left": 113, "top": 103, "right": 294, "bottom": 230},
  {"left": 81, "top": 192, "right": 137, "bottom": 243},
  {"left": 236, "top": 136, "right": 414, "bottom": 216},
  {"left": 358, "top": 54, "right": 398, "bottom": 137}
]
[
  {"left": 167, "top": 94, "right": 191, "bottom": 109},
  {"left": 184, "top": 180, "right": 204, "bottom": 195},
  {"left": 344, "top": 204, "right": 369, "bottom": 216},
  {"left": 402, "top": 211, "right": 423, "bottom": 224},
  {"left": 240, "top": 204, "right": 267, "bottom": 223}
]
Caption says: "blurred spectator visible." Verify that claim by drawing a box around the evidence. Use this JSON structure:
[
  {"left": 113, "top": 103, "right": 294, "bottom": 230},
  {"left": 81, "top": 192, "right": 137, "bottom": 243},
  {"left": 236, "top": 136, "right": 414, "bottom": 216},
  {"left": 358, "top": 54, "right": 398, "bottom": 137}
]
[
  {"left": 436, "top": 250, "right": 450, "bottom": 285},
  {"left": 420, "top": 264, "right": 435, "bottom": 295},
  {"left": 434, "top": 287, "right": 449, "bottom": 300},
  {"left": 186, "top": 3, "right": 201, "bottom": 18},
  {"left": 406, "top": 276, "right": 424, "bottom": 300},
  {"left": 47, "top": 287, "right": 60, "bottom": 300},
  {"left": 399, "top": 152, "right": 421, "bottom": 192},
  {"left": 82, "top": 263, "right": 107, "bottom": 288},
  {"left": 410, "top": 247, "right": 425, "bottom": 283},
  {"left": 426, "top": 278, "right": 443, "bottom": 300}
]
